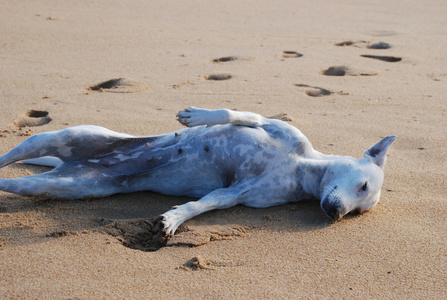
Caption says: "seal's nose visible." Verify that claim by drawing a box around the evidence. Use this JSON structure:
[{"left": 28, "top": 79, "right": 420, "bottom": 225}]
[{"left": 321, "top": 199, "right": 344, "bottom": 221}]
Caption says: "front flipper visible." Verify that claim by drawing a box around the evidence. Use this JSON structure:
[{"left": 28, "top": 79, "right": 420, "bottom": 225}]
[
  {"left": 176, "top": 107, "right": 267, "bottom": 128},
  {"left": 160, "top": 186, "right": 247, "bottom": 235}
]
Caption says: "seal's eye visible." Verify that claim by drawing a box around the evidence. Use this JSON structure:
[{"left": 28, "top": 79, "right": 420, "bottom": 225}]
[{"left": 361, "top": 181, "right": 368, "bottom": 191}]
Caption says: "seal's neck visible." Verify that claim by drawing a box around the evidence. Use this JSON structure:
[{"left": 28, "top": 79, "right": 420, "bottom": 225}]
[{"left": 296, "top": 159, "right": 329, "bottom": 200}]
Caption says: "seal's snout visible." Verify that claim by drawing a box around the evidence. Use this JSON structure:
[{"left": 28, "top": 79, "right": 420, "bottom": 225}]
[{"left": 321, "top": 198, "right": 345, "bottom": 221}]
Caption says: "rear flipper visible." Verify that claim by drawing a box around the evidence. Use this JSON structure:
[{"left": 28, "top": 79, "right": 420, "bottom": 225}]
[
  {"left": 0, "top": 125, "right": 134, "bottom": 169},
  {"left": 22, "top": 157, "right": 64, "bottom": 167},
  {"left": 0, "top": 162, "right": 125, "bottom": 199}
]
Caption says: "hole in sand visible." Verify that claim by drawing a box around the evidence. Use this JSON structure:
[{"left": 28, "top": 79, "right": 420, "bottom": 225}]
[
  {"left": 204, "top": 73, "right": 232, "bottom": 81},
  {"left": 360, "top": 55, "right": 401, "bottom": 62},
  {"left": 102, "top": 217, "right": 169, "bottom": 252},
  {"left": 14, "top": 110, "right": 52, "bottom": 127},
  {"left": 89, "top": 78, "right": 149, "bottom": 93},
  {"left": 27, "top": 110, "right": 49, "bottom": 118}
]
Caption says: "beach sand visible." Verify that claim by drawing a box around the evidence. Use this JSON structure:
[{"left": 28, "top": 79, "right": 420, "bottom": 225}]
[{"left": 0, "top": 0, "right": 446, "bottom": 298}]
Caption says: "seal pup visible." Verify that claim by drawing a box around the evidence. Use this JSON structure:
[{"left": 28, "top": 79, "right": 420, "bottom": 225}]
[{"left": 0, "top": 107, "right": 395, "bottom": 238}]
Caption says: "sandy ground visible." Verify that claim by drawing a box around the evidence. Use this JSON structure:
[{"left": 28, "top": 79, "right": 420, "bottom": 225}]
[{"left": 1, "top": 0, "right": 446, "bottom": 298}]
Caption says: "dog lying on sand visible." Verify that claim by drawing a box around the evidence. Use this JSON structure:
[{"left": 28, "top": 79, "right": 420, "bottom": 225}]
[{"left": 0, "top": 107, "right": 395, "bottom": 241}]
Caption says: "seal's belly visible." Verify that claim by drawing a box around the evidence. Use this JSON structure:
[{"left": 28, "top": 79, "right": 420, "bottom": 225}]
[{"left": 103, "top": 124, "right": 290, "bottom": 197}]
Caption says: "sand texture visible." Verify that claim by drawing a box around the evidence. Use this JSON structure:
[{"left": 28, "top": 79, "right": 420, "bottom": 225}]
[{"left": 1, "top": 0, "right": 446, "bottom": 298}]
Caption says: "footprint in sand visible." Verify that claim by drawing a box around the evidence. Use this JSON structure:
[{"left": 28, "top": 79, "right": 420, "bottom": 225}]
[
  {"left": 212, "top": 56, "right": 238, "bottom": 63},
  {"left": 360, "top": 55, "right": 401, "bottom": 62},
  {"left": 367, "top": 42, "right": 392, "bottom": 49},
  {"left": 212, "top": 56, "right": 255, "bottom": 63},
  {"left": 322, "top": 66, "right": 349, "bottom": 76},
  {"left": 14, "top": 110, "right": 52, "bottom": 127},
  {"left": 295, "top": 84, "right": 332, "bottom": 97},
  {"left": 335, "top": 40, "right": 368, "bottom": 48},
  {"left": 321, "top": 66, "right": 378, "bottom": 76},
  {"left": 204, "top": 73, "right": 232, "bottom": 81},
  {"left": 335, "top": 40, "right": 391, "bottom": 49},
  {"left": 89, "top": 78, "right": 149, "bottom": 93},
  {"left": 280, "top": 51, "right": 303, "bottom": 58}
]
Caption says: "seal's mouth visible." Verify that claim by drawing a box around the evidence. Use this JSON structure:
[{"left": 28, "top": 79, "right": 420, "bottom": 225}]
[
  {"left": 322, "top": 204, "right": 344, "bottom": 221},
  {"left": 320, "top": 195, "right": 346, "bottom": 221}
]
